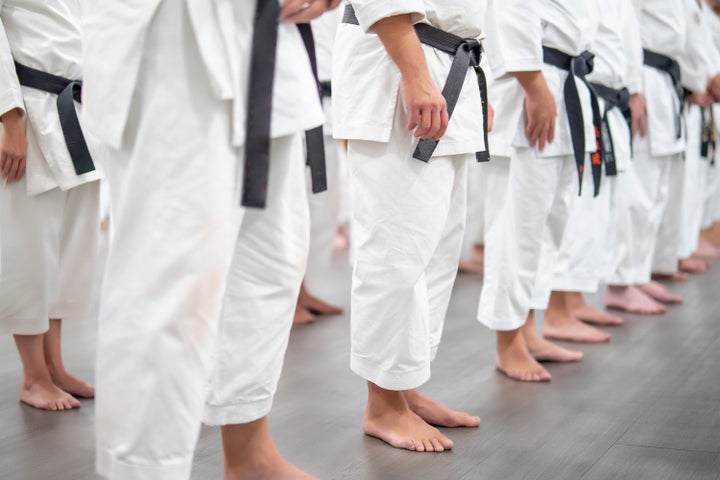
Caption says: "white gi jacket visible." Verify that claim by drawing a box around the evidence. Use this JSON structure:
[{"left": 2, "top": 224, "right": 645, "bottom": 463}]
[
  {"left": 586, "top": 0, "right": 640, "bottom": 171},
  {"left": 332, "top": 0, "right": 487, "bottom": 157},
  {"left": 485, "top": 0, "right": 599, "bottom": 158},
  {"left": 633, "top": 0, "right": 687, "bottom": 156},
  {"left": 311, "top": 8, "right": 343, "bottom": 136},
  {"left": 0, "top": 0, "right": 101, "bottom": 195},
  {"left": 82, "top": 0, "right": 323, "bottom": 151},
  {"left": 679, "top": 0, "right": 715, "bottom": 94}
]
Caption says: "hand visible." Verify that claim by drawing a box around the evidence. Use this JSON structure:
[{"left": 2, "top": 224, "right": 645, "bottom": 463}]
[
  {"left": 687, "top": 91, "right": 714, "bottom": 109},
  {"left": 0, "top": 108, "right": 27, "bottom": 184},
  {"left": 281, "top": 0, "right": 341, "bottom": 23},
  {"left": 487, "top": 102, "right": 495, "bottom": 132},
  {"left": 629, "top": 93, "right": 647, "bottom": 138},
  {"left": 514, "top": 71, "right": 556, "bottom": 151},
  {"left": 401, "top": 74, "right": 449, "bottom": 140},
  {"left": 710, "top": 75, "right": 720, "bottom": 102}
]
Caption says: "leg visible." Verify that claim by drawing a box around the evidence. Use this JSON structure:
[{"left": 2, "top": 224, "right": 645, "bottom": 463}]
[
  {"left": 95, "top": 2, "right": 240, "bottom": 476},
  {"left": 14, "top": 333, "right": 79, "bottom": 411},
  {"left": 44, "top": 319, "right": 94, "bottom": 398},
  {"left": 495, "top": 316, "right": 552, "bottom": 383},
  {"left": 222, "top": 418, "right": 315, "bottom": 480},
  {"left": 542, "top": 292, "right": 611, "bottom": 343}
]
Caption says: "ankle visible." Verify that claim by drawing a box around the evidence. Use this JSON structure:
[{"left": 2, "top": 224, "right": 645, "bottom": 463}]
[{"left": 366, "top": 384, "right": 409, "bottom": 417}]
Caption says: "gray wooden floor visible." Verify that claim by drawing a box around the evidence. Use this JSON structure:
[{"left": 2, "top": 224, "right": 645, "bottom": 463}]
[{"left": 1, "top": 245, "right": 720, "bottom": 480}]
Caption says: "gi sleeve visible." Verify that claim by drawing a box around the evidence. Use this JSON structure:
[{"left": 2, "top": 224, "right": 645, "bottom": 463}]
[
  {"left": 348, "top": 0, "right": 424, "bottom": 34},
  {"left": 700, "top": 7, "right": 720, "bottom": 79},
  {"left": 0, "top": 3, "right": 24, "bottom": 118},
  {"left": 621, "top": 0, "right": 644, "bottom": 94},
  {"left": 484, "top": 0, "right": 542, "bottom": 78},
  {"left": 679, "top": 0, "right": 710, "bottom": 94}
]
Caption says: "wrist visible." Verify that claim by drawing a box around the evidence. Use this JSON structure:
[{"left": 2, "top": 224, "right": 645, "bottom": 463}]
[{"left": 1, "top": 107, "right": 23, "bottom": 127}]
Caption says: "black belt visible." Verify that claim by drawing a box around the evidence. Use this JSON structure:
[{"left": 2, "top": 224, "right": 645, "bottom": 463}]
[
  {"left": 319, "top": 81, "right": 332, "bottom": 98},
  {"left": 297, "top": 23, "right": 328, "bottom": 195},
  {"left": 14, "top": 62, "right": 95, "bottom": 175},
  {"left": 543, "top": 47, "right": 603, "bottom": 196},
  {"left": 700, "top": 107, "right": 716, "bottom": 165},
  {"left": 643, "top": 49, "right": 684, "bottom": 140},
  {"left": 589, "top": 83, "right": 632, "bottom": 176},
  {"left": 243, "top": 2, "right": 327, "bottom": 209},
  {"left": 342, "top": 5, "right": 489, "bottom": 163}
]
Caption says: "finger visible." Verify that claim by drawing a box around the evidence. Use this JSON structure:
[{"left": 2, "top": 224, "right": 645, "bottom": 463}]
[
  {"left": 407, "top": 105, "right": 421, "bottom": 132},
  {"left": 7, "top": 158, "right": 19, "bottom": 183},
  {"left": 527, "top": 122, "right": 540, "bottom": 148},
  {"left": 639, "top": 117, "right": 647, "bottom": 138},
  {"left": 0, "top": 153, "right": 9, "bottom": 180},
  {"left": 538, "top": 123, "right": 549, "bottom": 151},
  {"left": 284, "top": 1, "right": 326, "bottom": 23},
  {"left": 487, "top": 104, "right": 495, "bottom": 132},
  {"left": 429, "top": 107, "right": 442, "bottom": 140},
  {"left": 415, "top": 107, "right": 432, "bottom": 139},
  {"left": 281, "top": 0, "right": 308, "bottom": 20},
  {"left": 548, "top": 116, "right": 556, "bottom": 144},
  {"left": 14, "top": 156, "right": 26, "bottom": 181},
  {"left": 436, "top": 107, "right": 449, "bottom": 139}
]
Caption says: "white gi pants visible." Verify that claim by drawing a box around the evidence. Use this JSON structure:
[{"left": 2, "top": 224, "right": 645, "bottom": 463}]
[
  {"left": 605, "top": 163, "right": 654, "bottom": 286},
  {"left": 304, "top": 128, "right": 346, "bottom": 296},
  {"left": 679, "top": 105, "right": 705, "bottom": 259},
  {"left": 478, "top": 148, "right": 576, "bottom": 330},
  {"left": 348, "top": 128, "right": 470, "bottom": 391},
  {"left": 95, "top": 2, "right": 308, "bottom": 478},
  {"left": 551, "top": 162, "right": 611, "bottom": 294},
  {"left": 0, "top": 178, "right": 100, "bottom": 335}
]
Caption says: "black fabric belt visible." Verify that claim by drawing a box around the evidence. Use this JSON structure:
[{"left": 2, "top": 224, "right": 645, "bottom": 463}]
[
  {"left": 700, "top": 107, "right": 716, "bottom": 165},
  {"left": 342, "top": 5, "right": 490, "bottom": 163},
  {"left": 319, "top": 81, "right": 332, "bottom": 98},
  {"left": 14, "top": 62, "right": 95, "bottom": 175},
  {"left": 643, "top": 49, "right": 684, "bottom": 140},
  {"left": 589, "top": 83, "right": 632, "bottom": 177},
  {"left": 297, "top": 23, "right": 328, "bottom": 195},
  {"left": 543, "top": 47, "right": 603, "bottom": 196},
  {"left": 243, "top": 3, "right": 327, "bottom": 208}
]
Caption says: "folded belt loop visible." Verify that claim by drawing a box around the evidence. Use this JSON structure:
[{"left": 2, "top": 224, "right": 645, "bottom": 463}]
[
  {"left": 342, "top": 5, "right": 490, "bottom": 163},
  {"left": 14, "top": 62, "right": 95, "bottom": 176},
  {"left": 542, "top": 46, "right": 603, "bottom": 197}
]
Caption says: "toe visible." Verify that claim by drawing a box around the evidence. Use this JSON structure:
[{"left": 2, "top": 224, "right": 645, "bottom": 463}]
[
  {"left": 422, "top": 439, "right": 434, "bottom": 452},
  {"left": 415, "top": 440, "right": 425, "bottom": 452},
  {"left": 430, "top": 438, "right": 445, "bottom": 452}
]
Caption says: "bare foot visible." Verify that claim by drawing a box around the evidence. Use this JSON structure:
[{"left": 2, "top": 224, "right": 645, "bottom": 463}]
[
  {"left": 458, "top": 259, "right": 484, "bottom": 275},
  {"left": 20, "top": 378, "right": 80, "bottom": 411},
  {"left": 693, "top": 237, "right": 720, "bottom": 260},
  {"left": 496, "top": 330, "right": 552, "bottom": 382},
  {"left": 298, "top": 285, "right": 343, "bottom": 316},
  {"left": 679, "top": 258, "right": 709, "bottom": 274},
  {"left": 652, "top": 271, "right": 689, "bottom": 282},
  {"left": 639, "top": 281, "right": 683, "bottom": 304},
  {"left": 542, "top": 312, "right": 611, "bottom": 343},
  {"left": 404, "top": 390, "right": 480, "bottom": 428},
  {"left": 604, "top": 286, "right": 667, "bottom": 314},
  {"left": 571, "top": 303, "right": 624, "bottom": 326},
  {"left": 363, "top": 385, "right": 454, "bottom": 452},
  {"left": 50, "top": 371, "right": 95, "bottom": 398},
  {"left": 523, "top": 327, "right": 584, "bottom": 363},
  {"left": 293, "top": 305, "right": 315, "bottom": 325}
]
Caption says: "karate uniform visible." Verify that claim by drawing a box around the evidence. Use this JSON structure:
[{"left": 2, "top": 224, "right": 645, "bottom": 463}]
[
  {"left": 478, "top": 0, "right": 599, "bottom": 330},
  {"left": 334, "top": 0, "right": 486, "bottom": 390},
  {"left": 0, "top": 0, "right": 101, "bottom": 336},
  {"left": 700, "top": 5, "right": 720, "bottom": 229},
  {"left": 304, "top": 8, "right": 347, "bottom": 296},
  {"left": 678, "top": 0, "right": 719, "bottom": 260},
  {"left": 82, "top": 1, "right": 322, "bottom": 478}
]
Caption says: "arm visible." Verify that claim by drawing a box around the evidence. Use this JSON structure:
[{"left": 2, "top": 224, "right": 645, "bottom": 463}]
[
  {"left": 0, "top": 6, "right": 27, "bottom": 182},
  {"left": 621, "top": 0, "right": 648, "bottom": 137},
  {"left": 373, "top": 14, "right": 447, "bottom": 140}
]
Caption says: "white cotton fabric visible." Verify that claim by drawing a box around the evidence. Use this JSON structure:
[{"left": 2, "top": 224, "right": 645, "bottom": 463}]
[
  {"left": 0, "top": 0, "right": 102, "bottom": 195},
  {"left": 478, "top": 150, "right": 577, "bottom": 330},
  {"left": 0, "top": 177, "right": 99, "bottom": 335},
  {"left": 347, "top": 105, "right": 471, "bottom": 390},
  {"left": 332, "top": 0, "right": 487, "bottom": 157},
  {"left": 678, "top": 105, "right": 707, "bottom": 259},
  {"left": 88, "top": 1, "right": 318, "bottom": 479}
]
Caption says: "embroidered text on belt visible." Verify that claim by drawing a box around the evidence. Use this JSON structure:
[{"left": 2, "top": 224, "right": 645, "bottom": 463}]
[
  {"left": 643, "top": 49, "right": 684, "bottom": 140},
  {"left": 14, "top": 62, "right": 95, "bottom": 176},
  {"left": 342, "top": 5, "right": 490, "bottom": 163},
  {"left": 589, "top": 83, "right": 632, "bottom": 176},
  {"left": 244, "top": 0, "right": 328, "bottom": 209},
  {"left": 542, "top": 47, "right": 603, "bottom": 197}
]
